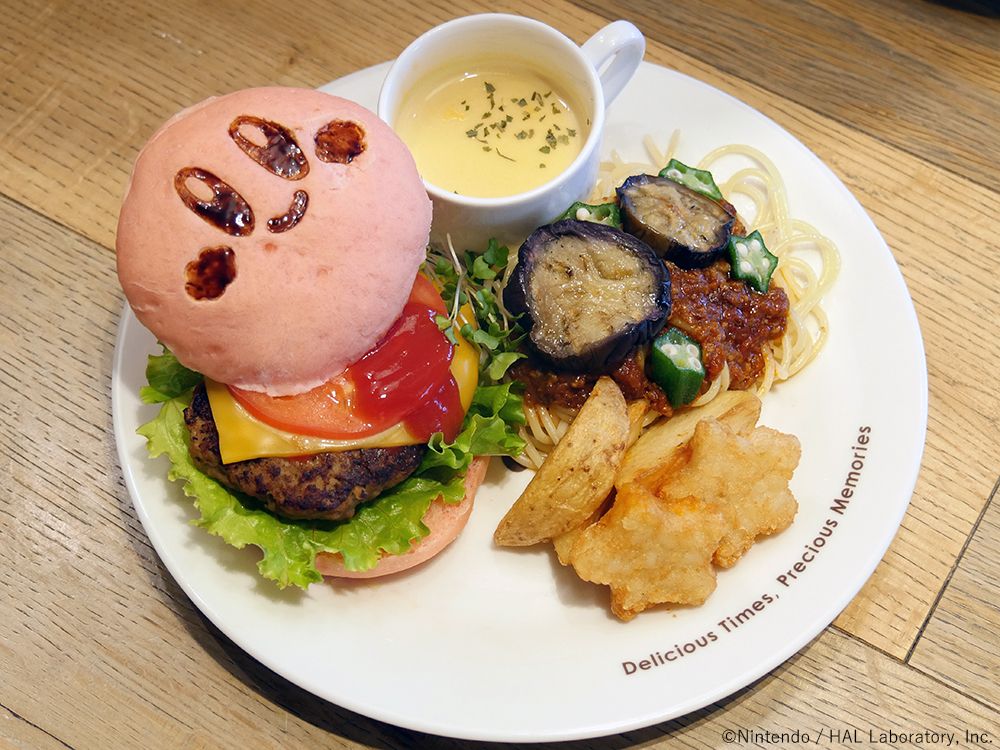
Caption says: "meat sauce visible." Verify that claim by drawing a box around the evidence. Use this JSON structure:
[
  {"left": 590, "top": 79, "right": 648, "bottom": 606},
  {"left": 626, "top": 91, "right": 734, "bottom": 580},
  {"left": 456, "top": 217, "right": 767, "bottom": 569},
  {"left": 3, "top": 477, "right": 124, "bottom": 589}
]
[
  {"left": 516, "top": 258, "right": 788, "bottom": 410},
  {"left": 667, "top": 259, "right": 788, "bottom": 388},
  {"left": 514, "top": 352, "right": 673, "bottom": 416}
]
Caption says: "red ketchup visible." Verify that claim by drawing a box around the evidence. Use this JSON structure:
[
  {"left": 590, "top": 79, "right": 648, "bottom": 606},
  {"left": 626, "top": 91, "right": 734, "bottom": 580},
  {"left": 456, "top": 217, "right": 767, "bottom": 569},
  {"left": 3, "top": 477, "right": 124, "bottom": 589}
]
[{"left": 351, "top": 301, "right": 464, "bottom": 442}]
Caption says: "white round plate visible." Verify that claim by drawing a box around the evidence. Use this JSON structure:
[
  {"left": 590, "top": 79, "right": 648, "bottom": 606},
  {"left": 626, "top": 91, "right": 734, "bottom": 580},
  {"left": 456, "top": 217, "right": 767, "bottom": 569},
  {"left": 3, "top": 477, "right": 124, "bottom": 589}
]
[{"left": 113, "top": 61, "right": 927, "bottom": 742}]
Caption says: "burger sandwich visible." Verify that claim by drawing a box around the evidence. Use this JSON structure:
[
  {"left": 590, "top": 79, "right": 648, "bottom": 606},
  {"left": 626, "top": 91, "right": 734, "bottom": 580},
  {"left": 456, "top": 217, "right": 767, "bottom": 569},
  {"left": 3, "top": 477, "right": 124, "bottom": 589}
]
[{"left": 117, "top": 88, "right": 524, "bottom": 587}]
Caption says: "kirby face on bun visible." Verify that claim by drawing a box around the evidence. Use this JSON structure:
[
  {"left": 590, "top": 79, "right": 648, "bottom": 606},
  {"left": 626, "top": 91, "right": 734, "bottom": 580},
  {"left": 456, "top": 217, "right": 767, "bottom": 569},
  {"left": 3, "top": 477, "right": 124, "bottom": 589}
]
[{"left": 120, "top": 88, "right": 524, "bottom": 587}]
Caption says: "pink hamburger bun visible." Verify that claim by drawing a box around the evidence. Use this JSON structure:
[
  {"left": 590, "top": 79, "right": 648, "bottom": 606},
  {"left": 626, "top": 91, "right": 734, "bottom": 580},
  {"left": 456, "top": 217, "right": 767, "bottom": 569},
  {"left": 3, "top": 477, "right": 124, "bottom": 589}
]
[
  {"left": 316, "top": 457, "right": 490, "bottom": 579},
  {"left": 117, "top": 87, "right": 431, "bottom": 396}
]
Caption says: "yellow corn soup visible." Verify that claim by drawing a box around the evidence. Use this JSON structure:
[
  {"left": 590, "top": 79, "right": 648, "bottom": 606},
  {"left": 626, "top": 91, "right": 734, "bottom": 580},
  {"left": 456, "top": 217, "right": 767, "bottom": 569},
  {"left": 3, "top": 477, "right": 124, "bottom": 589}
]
[{"left": 394, "top": 61, "right": 586, "bottom": 198}]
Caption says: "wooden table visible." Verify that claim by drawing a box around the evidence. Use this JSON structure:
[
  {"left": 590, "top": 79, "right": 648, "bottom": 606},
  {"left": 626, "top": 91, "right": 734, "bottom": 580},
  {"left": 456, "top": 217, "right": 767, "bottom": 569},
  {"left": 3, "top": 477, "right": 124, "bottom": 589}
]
[{"left": 3, "top": 0, "right": 998, "bottom": 746}]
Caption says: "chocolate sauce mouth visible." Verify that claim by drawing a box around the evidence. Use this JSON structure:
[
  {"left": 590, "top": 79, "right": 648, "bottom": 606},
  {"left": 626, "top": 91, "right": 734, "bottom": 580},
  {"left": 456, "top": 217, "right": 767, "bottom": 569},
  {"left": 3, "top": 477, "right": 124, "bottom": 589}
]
[{"left": 268, "top": 190, "right": 309, "bottom": 233}]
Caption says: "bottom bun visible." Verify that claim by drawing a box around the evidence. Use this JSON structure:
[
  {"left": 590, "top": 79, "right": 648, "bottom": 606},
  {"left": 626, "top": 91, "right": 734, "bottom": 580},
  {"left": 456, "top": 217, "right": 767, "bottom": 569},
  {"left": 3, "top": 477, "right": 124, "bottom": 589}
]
[{"left": 316, "top": 456, "right": 491, "bottom": 579}]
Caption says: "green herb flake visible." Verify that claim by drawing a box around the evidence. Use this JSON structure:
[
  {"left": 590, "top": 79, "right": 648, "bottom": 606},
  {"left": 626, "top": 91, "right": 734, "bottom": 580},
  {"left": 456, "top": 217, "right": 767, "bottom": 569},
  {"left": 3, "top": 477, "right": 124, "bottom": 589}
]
[
  {"left": 484, "top": 82, "right": 495, "bottom": 94},
  {"left": 539, "top": 145, "right": 551, "bottom": 154}
]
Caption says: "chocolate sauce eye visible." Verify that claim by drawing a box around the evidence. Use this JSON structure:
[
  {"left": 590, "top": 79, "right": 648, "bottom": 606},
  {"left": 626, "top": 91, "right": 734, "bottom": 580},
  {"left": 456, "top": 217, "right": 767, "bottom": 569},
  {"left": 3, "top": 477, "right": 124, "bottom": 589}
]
[
  {"left": 229, "top": 115, "right": 310, "bottom": 180},
  {"left": 174, "top": 167, "right": 255, "bottom": 236},
  {"left": 186, "top": 246, "right": 237, "bottom": 300},
  {"left": 268, "top": 190, "right": 309, "bottom": 233},
  {"left": 315, "top": 120, "right": 366, "bottom": 164}
]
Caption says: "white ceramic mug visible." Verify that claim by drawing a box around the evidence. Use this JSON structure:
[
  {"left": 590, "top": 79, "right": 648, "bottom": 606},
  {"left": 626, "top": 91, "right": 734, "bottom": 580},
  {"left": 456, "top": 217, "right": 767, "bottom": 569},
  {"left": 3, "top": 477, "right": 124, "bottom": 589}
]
[{"left": 378, "top": 14, "right": 645, "bottom": 251}]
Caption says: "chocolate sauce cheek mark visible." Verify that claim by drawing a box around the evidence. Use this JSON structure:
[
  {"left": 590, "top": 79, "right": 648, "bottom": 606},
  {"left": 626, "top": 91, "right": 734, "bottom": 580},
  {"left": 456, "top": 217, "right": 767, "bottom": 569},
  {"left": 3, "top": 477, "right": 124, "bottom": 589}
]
[
  {"left": 186, "top": 246, "right": 237, "bottom": 300},
  {"left": 229, "top": 115, "right": 310, "bottom": 180},
  {"left": 315, "top": 120, "right": 366, "bottom": 164},
  {"left": 175, "top": 167, "right": 255, "bottom": 236},
  {"left": 267, "top": 190, "right": 309, "bottom": 233}
]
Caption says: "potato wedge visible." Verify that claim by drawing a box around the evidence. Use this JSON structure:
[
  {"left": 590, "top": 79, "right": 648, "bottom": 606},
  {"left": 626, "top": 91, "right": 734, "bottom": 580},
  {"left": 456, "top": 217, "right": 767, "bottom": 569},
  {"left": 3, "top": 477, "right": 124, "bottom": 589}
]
[
  {"left": 552, "top": 512, "right": 594, "bottom": 566},
  {"left": 616, "top": 390, "right": 762, "bottom": 490},
  {"left": 494, "top": 377, "right": 628, "bottom": 546},
  {"left": 552, "top": 400, "right": 646, "bottom": 563},
  {"left": 625, "top": 399, "right": 650, "bottom": 448}
]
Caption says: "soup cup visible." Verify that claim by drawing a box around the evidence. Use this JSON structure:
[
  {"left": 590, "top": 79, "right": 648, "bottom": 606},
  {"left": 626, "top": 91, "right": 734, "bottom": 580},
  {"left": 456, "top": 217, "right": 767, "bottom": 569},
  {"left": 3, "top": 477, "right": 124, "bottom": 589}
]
[{"left": 378, "top": 13, "right": 644, "bottom": 251}]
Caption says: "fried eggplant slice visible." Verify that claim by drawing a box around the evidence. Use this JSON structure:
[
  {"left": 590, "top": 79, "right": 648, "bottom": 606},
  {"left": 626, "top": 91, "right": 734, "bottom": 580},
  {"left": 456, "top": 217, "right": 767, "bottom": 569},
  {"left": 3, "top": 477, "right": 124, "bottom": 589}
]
[
  {"left": 503, "top": 219, "right": 671, "bottom": 372},
  {"left": 617, "top": 174, "right": 735, "bottom": 268}
]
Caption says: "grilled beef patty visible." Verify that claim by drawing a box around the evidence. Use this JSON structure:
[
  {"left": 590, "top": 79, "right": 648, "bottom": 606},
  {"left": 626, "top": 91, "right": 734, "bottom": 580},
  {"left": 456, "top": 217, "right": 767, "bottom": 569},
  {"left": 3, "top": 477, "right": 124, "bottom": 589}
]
[{"left": 184, "top": 383, "right": 425, "bottom": 521}]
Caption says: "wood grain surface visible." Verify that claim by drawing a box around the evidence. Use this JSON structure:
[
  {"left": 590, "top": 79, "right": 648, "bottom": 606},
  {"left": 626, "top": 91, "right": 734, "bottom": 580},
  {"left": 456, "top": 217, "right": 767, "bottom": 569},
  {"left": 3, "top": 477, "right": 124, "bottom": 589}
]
[
  {"left": 910, "top": 483, "right": 1000, "bottom": 707},
  {"left": 2, "top": 0, "right": 998, "bottom": 747}
]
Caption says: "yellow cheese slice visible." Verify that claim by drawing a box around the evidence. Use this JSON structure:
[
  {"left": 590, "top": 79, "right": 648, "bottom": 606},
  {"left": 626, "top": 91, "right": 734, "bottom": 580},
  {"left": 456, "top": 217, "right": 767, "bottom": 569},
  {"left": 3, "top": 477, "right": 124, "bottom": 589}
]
[{"left": 207, "top": 323, "right": 479, "bottom": 463}]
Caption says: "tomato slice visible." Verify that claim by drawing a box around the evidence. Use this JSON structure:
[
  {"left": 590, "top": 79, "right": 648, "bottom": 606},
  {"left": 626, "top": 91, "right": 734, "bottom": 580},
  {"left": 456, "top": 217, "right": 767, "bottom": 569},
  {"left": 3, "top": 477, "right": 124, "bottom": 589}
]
[
  {"left": 229, "top": 274, "right": 462, "bottom": 441},
  {"left": 407, "top": 272, "right": 448, "bottom": 315}
]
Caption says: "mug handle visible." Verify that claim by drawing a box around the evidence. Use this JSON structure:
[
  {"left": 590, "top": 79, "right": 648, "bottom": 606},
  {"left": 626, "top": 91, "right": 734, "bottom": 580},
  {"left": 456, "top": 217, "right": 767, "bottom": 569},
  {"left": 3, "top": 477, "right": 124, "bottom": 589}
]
[{"left": 580, "top": 21, "right": 645, "bottom": 108}]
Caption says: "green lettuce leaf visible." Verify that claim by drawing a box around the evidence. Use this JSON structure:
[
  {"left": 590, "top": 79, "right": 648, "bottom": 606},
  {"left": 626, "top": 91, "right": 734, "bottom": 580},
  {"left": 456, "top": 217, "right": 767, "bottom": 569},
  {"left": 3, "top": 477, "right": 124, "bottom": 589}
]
[
  {"left": 140, "top": 346, "right": 201, "bottom": 403},
  {"left": 421, "top": 382, "right": 526, "bottom": 478}
]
